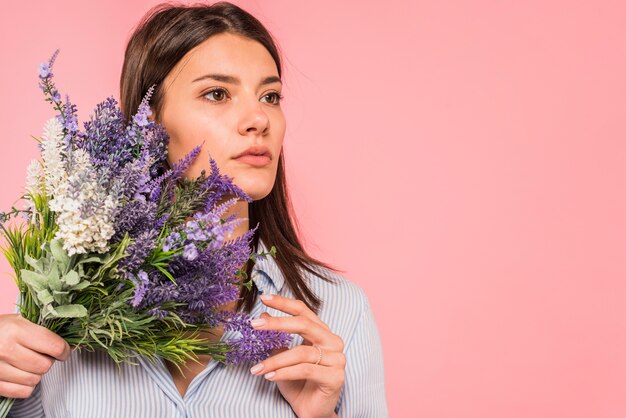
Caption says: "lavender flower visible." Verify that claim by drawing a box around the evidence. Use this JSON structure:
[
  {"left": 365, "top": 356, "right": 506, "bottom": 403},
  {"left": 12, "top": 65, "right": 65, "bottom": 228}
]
[
  {"left": 221, "top": 312, "right": 293, "bottom": 365},
  {"left": 38, "top": 49, "right": 58, "bottom": 81},
  {"left": 162, "top": 231, "right": 181, "bottom": 252},
  {"left": 78, "top": 96, "right": 131, "bottom": 170},
  {"left": 118, "top": 229, "right": 157, "bottom": 273},
  {"left": 182, "top": 243, "right": 198, "bottom": 261},
  {"left": 38, "top": 63, "right": 50, "bottom": 79},
  {"left": 134, "top": 112, "right": 149, "bottom": 127},
  {"left": 149, "top": 307, "right": 168, "bottom": 319},
  {"left": 58, "top": 94, "right": 79, "bottom": 134},
  {"left": 185, "top": 220, "right": 209, "bottom": 241},
  {"left": 130, "top": 270, "right": 150, "bottom": 308}
]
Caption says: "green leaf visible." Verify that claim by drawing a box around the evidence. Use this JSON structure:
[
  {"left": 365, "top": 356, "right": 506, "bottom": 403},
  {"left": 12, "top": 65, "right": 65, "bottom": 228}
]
[
  {"left": 24, "top": 253, "right": 44, "bottom": 272},
  {"left": 64, "top": 269, "right": 80, "bottom": 286},
  {"left": 42, "top": 304, "right": 57, "bottom": 319},
  {"left": 52, "top": 304, "right": 88, "bottom": 318},
  {"left": 52, "top": 290, "right": 69, "bottom": 305},
  {"left": 20, "top": 269, "right": 47, "bottom": 290},
  {"left": 49, "top": 239, "right": 70, "bottom": 271},
  {"left": 46, "top": 264, "right": 62, "bottom": 291},
  {"left": 242, "top": 278, "right": 254, "bottom": 291},
  {"left": 76, "top": 255, "right": 107, "bottom": 266},
  {"left": 154, "top": 264, "right": 177, "bottom": 284},
  {"left": 70, "top": 280, "right": 90, "bottom": 291},
  {"left": 36, "top": 289, "right": 54, "bottom": 305}
]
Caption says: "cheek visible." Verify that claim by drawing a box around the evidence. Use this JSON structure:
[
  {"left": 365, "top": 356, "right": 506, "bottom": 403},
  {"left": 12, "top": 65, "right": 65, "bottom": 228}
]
[
  {"left": 271, "top": 115, "right": 287, "bottom": 148},
  {"left": 164, "top": 110, "right": 232, "bottom": 175}
]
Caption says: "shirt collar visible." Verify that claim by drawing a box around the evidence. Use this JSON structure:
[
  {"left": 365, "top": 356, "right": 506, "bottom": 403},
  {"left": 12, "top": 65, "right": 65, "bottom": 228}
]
[{"left": 251, "top": 238, "right": 285, "bottom": 293}]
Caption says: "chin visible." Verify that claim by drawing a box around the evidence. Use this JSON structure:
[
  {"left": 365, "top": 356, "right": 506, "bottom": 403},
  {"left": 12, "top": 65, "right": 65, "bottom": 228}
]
[
  {"left": 244, "top": 185, "right": 274, "bottom": 201},
  {"left": 234, "top": 177, "right": 275, "bottom": 201}
]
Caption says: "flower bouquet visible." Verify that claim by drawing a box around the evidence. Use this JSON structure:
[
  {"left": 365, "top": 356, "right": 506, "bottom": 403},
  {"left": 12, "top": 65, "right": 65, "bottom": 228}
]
[{"left": 0, "top": 49, "right": 291, "bottom": 416}]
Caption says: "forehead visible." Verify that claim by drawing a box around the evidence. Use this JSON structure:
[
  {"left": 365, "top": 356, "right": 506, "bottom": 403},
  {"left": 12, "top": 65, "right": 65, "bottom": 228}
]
[{"left": 170, "top": 32, "right": 278, "bottom": 83}]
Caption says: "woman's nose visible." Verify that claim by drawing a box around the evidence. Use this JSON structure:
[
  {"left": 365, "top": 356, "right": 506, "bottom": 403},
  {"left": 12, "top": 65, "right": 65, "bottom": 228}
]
[{"left": 238, "top": 99, "right": 270, "bottom": 136}]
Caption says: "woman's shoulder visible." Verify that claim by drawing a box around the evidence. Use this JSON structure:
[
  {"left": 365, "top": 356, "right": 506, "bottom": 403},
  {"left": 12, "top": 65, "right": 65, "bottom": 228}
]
[{"left": 302, "top": 262, "right": 369, "bottom": 306}]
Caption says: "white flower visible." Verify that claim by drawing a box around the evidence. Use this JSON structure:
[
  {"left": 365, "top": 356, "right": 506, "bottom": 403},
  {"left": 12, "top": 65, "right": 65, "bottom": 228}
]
[
  {"left": 23, "top": 159, "right": 44, "bottom": 223},
  {"left": 40, "top": 117, "right": 67, "bottom": 197},
  {"left": 25, "top": 159, "right": 43, "bottom": 195},
  {"left": 38, "top": 116, "right": 120, "bottom": 256},
  {"left": 49, "top": 149, "right": 120, "bottom": 256}
]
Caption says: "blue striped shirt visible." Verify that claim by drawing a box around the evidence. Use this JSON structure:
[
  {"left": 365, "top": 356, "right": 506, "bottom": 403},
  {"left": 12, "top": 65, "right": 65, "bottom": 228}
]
[{"left": 8, "top": 239, "right": 388, "bottom": 417}]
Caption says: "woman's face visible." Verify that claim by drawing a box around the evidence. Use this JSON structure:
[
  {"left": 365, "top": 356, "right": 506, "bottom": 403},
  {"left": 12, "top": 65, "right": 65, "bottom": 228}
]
[{"left": 157, "top": 32, "right": 286, "bottom": 201}]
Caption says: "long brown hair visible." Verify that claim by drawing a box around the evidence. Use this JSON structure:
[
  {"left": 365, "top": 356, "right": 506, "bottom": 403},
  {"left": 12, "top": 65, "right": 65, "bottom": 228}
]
[{"left": 119, "top": 1, "right": 342, "bottom": 315}]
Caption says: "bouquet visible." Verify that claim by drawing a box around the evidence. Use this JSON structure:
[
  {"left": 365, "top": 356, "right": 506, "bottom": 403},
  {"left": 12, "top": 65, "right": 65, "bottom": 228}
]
[{"left": 0, "top": 49, "right": 291, "bottom": 416}]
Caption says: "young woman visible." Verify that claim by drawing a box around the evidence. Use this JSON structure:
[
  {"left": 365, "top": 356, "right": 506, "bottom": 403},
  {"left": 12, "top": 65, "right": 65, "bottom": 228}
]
[{"left": 1, "top": 2, "right": 388, "bottom": 417}]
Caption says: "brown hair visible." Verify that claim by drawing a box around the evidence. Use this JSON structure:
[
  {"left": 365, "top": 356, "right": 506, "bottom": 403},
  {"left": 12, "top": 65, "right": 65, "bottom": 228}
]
[{"left": 119, "top": 1, "right": 342, "bottom": 314}]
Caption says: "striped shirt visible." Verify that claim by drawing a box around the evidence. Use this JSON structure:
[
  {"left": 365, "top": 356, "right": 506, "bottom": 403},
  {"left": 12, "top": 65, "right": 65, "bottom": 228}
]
[{"left": 8, "top": 239, "right": 388, "bottom": 417}]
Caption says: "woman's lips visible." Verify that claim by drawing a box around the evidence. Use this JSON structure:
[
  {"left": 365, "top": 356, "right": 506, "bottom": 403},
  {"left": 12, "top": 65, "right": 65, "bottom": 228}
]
[{"left": 234, "top": 154, "right": 271, "bottom": 166}]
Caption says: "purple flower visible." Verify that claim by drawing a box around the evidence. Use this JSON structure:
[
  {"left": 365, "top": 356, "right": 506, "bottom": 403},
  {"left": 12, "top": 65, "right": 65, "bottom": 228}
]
[
  {"left": 162, "top": 231, "right": 181, "bottom": 252},
  {"left": 193, "top": 211, "right": 220, "bottom": 224},
  {"left": 188, "top": 230, "right": 208, "bottom": 241},
  {"left": 51, "top": 89, "right": 61, "bottom": 103},
  {"left": 149, "top": 307, "right": 168, "bottom": 319},
  {"left": 118, "top": 229, "right": 157, "bottom": 273},
  {"left": 130, "top": 270, "right": 150, "bottom": 307},
  {"left": 142, "top": 282, "right": 179, "bottom": 306},
  {"left": 185, "top": 221, "right": 200, "bottom": 234},
  {"left": 221, "top": 312, "right": 293, "bottom": 365},
  {"left": 185, "top": 221, "right": 209, "bottom": 241},
  {"left": 59, "top": 95, "right": 79, "bottom": 133},
  {"left": 133, "top": 111, "right": 149, "bottom": 127},
  {"left": 183, "top": 243, "right": 198, "bottom": 261},
  {"left": 78, "top": 96, "right": 131, "bottom": 170},
  {"left": 131, "top": 86, "right": 155, "bottom": 129},
  {"left": 38, "top": 63, "right": 50, "bottom": 79}
]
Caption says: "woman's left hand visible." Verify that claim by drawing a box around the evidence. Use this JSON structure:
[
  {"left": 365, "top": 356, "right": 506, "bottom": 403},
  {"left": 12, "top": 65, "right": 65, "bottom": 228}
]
[{"left": 249, "top": 294, "right": 345, "bottom": 418}]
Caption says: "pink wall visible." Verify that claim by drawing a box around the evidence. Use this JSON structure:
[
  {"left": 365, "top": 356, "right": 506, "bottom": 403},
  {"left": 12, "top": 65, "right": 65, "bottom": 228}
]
[{"left": 2, "top": 1, "right": 626, "bottom": 417}]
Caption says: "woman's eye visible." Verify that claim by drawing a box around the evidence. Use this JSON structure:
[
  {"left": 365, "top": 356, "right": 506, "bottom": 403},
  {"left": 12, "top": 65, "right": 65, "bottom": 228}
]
[
  {"left": 202, "top": 88, "right": 283, "bottom": 105},
  {"left": 262, "top": 92, "right": 284, "bottom": 105},
  {"left": 203, "top": 88, "right": 229, "bottom": 102}
]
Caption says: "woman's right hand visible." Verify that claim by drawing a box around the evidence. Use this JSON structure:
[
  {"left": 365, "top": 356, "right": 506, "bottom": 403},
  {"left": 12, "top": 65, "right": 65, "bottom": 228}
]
[{"left": 0, "top": 313, "right": 71, "bottom": 399}]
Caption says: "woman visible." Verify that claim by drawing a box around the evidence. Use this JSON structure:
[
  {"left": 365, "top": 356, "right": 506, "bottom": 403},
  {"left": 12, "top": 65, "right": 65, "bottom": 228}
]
[{"left": 1, "top": 2, "right": 388, "bottom": 417}]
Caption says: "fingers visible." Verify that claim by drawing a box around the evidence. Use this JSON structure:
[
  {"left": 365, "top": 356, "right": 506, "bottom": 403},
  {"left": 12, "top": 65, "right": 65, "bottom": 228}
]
[
  {"left": 261, "top": 363, "right": 345, "bottom": 390},
  {"left": 0, "top": 314, "right": 68, "bottom": 399},
  {"left": 0, "top": 361, "right": 42, "bottom": 388},
  {"left": 250, "top": 344, "right": 346, "bottom": 376},
  {"left": 252, "top": 312, "right": 344, "bottom": 351},
  {"left": 259, "top": 294, "right": 329, "bottom": 330},
  {"left": 0, "top": 344, "right": 56, "bottom": 375},
  {"left": 0, "top": 380, "right": 38, "bottom": 399},
  {"left": 13, "top": 316, "right": 71, "bottom": 361},
  {"left": 252, "top": 311, "right": 324, "bottom": 341}
]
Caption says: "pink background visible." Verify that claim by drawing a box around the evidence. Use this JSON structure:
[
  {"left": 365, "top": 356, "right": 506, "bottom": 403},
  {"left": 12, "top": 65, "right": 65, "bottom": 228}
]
[{"left": 2, "top": 1, "right": 626, "bottom": 417}]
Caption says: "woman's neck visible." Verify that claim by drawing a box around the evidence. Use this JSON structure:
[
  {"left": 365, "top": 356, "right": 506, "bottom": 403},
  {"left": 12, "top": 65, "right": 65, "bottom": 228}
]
[{"left": 221, "top": 198, "right": 250, "bottom": 241}]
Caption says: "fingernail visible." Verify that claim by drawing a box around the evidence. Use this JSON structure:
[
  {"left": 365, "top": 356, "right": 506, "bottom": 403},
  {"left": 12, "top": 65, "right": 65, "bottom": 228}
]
[
  {"left": 250, "top": 363, "right": 264, "bottom": 374},
  {"left": 260, "top": 294, "right": 273, "bottom": 301},
  {"left": 251, "top": 318, "right": 266, "bottom": 327},
  {"left": 264, "top": 371, "right": 276, "bottom": 379}
]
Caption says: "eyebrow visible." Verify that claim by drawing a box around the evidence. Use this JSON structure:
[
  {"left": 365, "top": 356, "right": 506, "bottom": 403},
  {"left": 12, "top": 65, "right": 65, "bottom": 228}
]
[{"left": 192, "top": 73, "right": 282, "bottom": 86}]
